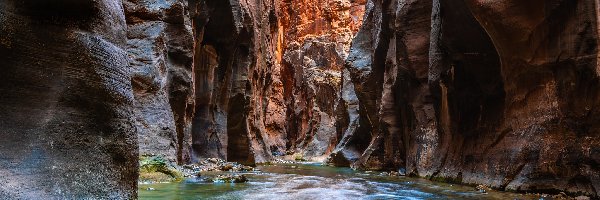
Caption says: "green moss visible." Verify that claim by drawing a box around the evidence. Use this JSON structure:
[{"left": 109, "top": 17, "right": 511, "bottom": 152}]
[
  {"left": 293, "top": 153, "right": 306, "bottom": 161},
  {"left": 139, "top": 155, "right": 183, "bottom": 182},
  {"left": 261, "top": 161, "right": 273, "bottom": 165}
]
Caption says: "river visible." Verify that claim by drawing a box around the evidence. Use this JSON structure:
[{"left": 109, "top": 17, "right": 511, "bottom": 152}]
[{"left": 139, "top": 163, "right": 537, "bottom": 199}]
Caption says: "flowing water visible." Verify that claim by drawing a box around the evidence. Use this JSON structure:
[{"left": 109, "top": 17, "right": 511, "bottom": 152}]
[{"left": 139, "top": 163, "right": 536, "bottom": 200}]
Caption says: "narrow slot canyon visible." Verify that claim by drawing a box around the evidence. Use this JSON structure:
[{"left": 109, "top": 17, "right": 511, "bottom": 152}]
[{"left": 0, "top": 0, "right": 599, "bottom": 199}]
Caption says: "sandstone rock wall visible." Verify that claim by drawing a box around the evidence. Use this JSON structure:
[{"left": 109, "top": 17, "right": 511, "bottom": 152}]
[
  {"left": 280, "top": 0, "right": 366, "bottom": 160},
  {"left": 336, "top": 0, "right": 600, "bottom": 197},
  {"left": 188, "top": 0, "right": 283, "bottom": 164},
  {"left": 124, "top": 0, "right": 195, "bottom": 164},
  {"left": 462, "top": 0, "right": 600, "bottom": 195},
  {"left": 188, "top": 0, "right": 365, "bottom": 163},
  {"left": 0, "top": 0, "right": 137, "bottom": 198}
]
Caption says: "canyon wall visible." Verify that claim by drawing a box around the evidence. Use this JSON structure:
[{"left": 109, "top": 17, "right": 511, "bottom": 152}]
[
  {"left": 187, "top": 0, "right": 366, "bottom": 163},
  {"left": 124, "top": 0, "right": 195, "bottom": 164},
  {"left": 333, "top": 0, "right": 600, "bottom": 197},
  {"left": 188, "top": 0, "right": 283, "bottom": 164},
  {"left": 0, "top": 0, "right": 137, "bottom": 198},
  {"left": 183, "top": 1, "right": 600, "bottom": 197},
  {"left": 1, "top": 0, "right": 599, "bottom": 198},
  {"left": 280, "top": 0, "right": 366, "bottom": 160},
  {"left": 0, "top": 0, "right": 195, "bottom": 198}
]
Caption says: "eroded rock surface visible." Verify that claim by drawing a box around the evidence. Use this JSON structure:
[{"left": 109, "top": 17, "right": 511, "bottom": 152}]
[
  {"left": 461, "top": 0, "right": 600, "bottom": 195},
  {"left": 280, "top": 0, "right": 367, "bottom": 161},
  {"left": 188, "top": 0, "right": 283, "bottom": 165},
  {"left": 124, "top": 0, "right": 195, "bottom": 165},
  {"left": 187, "top": 0, "right": 365, "bottom": 164},
  {"left": 335, "top": 0, "right": 600, "bottom": 197},
  {"left": 1, "top": 0, "right": 600, "bottom": 198},
  {"left": 0, "top": 0, "right": 137, "bottom": 198}
]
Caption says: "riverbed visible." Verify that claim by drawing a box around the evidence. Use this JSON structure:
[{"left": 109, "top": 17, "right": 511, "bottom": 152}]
[{"left": 139, "top": 163, "right": 537, "bottom": 199}]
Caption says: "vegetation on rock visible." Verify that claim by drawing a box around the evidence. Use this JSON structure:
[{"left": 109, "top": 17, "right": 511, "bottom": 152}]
[{"left": 139, "top": 155, "right": 183, "bottom": 183}]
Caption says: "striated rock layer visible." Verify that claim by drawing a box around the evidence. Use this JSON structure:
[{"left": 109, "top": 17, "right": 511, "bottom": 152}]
[
  {"left": 187, "top": 0, "right": 365, "bottom": 163},
  {"left": 280, "top": 0, "right": 366, "bottom": 160},
  {"left": 188, "top": 0, "right": 283, "bottom": 164},
  {"left": 334, "top": 0, "right": 600, "bottom": 197},
  {"left": 0, "top": 0, "right": 196, "bottom": 198},
  {"left": 0, "top": 0, "right": 137, "bottom": 198},
  {"left": 124, "top": 0, "right": 195, "bottom": 164}
]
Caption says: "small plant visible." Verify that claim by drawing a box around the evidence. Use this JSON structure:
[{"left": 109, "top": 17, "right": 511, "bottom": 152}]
[
  {"left": 139, "top": 155, "right": 168, "bottom": 173},
  {"left": 139, "top": 155, "right": 183, "bottom": 182},
  {"left": 294, "top": 153, "right": 306, "bottom": 161}
]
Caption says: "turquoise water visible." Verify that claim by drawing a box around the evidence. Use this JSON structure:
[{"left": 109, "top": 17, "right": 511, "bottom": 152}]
[{"left": 139, "top": 163, "right": 534, "bottom": 199}]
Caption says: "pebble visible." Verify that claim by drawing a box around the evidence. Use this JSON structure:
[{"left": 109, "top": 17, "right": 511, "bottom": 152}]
[{"left": 476, "top": 185, "right": 491, "bottom": 194}]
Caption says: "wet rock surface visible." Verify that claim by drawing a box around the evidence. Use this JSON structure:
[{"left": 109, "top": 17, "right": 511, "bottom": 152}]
[
  {"left": 209, "top": 174, "right": 249, "bottom": 183},
  {"left": 182, "top": 158, "right": 256, "bottom": 185},
  {"left": 140, "top": 156, "right": 256, "bottom": 184},
  {"left": 182, "top": 158, "right": 256, "bottom": 175}
]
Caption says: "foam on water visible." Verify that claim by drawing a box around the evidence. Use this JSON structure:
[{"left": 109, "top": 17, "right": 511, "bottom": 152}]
[{"left": 139, "top": 164, "right": 538, "bottom": 200}]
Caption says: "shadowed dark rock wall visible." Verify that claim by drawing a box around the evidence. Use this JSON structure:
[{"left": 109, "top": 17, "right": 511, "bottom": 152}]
[
  {"left": 0, "top": 0, "right": 138, "bottom": 198},
  {"left": 188, "top": 0, "right": 282, "bottom": 165},
  {"left": 124, "top": 0, "right": 195, "bottom": 165},
  {"left": 463, "top": 0, "right": 600, "bottom": 195},
  {"left": 334, "top": 0, "right": 600, "bottom": 197}
]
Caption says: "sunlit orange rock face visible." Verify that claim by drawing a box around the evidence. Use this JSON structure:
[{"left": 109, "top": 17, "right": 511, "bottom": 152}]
[
  {"left": 185, "top": 0, "right": 368, "bottom": 163},
  {"left": 279, "top": 0, "right": 365, "bottom": 51},
  {"left": 185, "top": 0, "right": 366, "bottom": 163},
  {"left": 278, "top": 0, "right": 366, "bottom": 160}
]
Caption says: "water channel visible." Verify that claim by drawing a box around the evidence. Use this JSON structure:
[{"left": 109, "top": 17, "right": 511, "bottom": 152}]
[{"left": 139, "top": 163, "right": 537, "bottom": 199}]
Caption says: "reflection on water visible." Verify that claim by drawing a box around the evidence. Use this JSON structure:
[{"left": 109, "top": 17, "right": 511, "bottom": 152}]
[{"left": 139, "top": 163, "right": 534, "bottom": 200}]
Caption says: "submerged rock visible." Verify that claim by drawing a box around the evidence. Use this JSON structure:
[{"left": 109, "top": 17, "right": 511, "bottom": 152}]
[
  {"left": 180, "top": 158, "right": 256, "bottom": 178},
  {"left": 210, "top": 174, "right": 248, "bottom": 183},
  {"left": 476, "top": 185, "right": 491, "bottom": 193},
  {"left": 398, "top": 168, "right": 406, "bottom": 176},
  {"left": 552, "top": 192, "right": 569, "bottom": 199}
]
